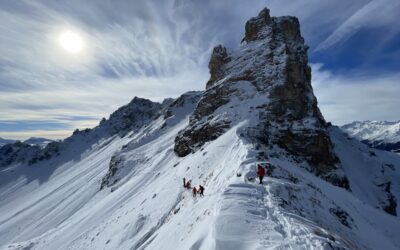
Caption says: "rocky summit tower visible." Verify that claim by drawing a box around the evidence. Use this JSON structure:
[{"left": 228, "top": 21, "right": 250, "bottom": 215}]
[{"left": 174, "top": 8, "right": 347, "bottom": 187}]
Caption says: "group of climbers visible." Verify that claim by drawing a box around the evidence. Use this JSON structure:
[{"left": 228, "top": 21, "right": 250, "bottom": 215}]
[
  {"left": 183, "top": 177, "right": 205, "bottom": 197},
  {"left": 182, "top": 163, "right": 270, "bottom": 199}
]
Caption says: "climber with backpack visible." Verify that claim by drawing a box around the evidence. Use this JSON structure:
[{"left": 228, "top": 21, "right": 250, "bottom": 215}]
[
  {"left": 198, "top": 185, "right": 205, "bottom": 197},
  {"left": 183, "top": 177, "right": 191, "bottom": 189},
  {"left": 257, "top": 164, "right": 265, "bottom": 184},
  {"left": 192, "top": 186, "right": 198, "bottom": 197}
]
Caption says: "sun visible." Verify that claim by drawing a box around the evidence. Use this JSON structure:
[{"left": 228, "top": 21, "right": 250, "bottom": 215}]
[{"left": 59, "top": 31, "right": 84, "bottom": 53}]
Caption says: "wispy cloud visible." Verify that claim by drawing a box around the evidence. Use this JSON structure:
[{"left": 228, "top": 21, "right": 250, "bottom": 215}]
[
  {"left": 312, "top": 64, "right": 400, "bottom": 125},
  {"left": 314, "top": 0, "right": 400, "bottom": 52},
  {"left": 0, "top": 0, "right": 399, "bottom": 140}
]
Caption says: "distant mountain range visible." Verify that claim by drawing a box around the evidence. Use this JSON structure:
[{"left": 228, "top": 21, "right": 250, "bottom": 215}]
[
  {"left": 341, "top": 121, "right": 400, "bottom": 153},
  {"left": 0, "top": 138, "right": 16, "bottom": 147},
  {"left": 0, "top": 137, "right": 53, "bottom": 148}
]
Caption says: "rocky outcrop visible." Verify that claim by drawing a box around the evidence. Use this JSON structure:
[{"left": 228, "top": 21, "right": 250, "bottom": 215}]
[
  {"left": 0, "top": 141, "right": 41, "bottom": 167},
  {"left": 100, "top": 155, "right": 123, "bottom": 190},
  {"left": 242, "top": 8, "right": 272, "bottom": 43},
  {"left": 206, "top": 45, "right": 230, "bottom": 89},
  {"left": 104, "top": 97, "right": 162, "bottom": 135},
  {"left": 174, "top": 8, "right": 345, "bottom": 184}
]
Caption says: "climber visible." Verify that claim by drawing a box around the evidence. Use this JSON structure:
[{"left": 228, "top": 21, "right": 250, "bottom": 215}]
[
  {"left": 257, "top": 164, "right": 265, "bottom": 184},
  {"left": 192, "top": 186, "right": 198, "bottom": 197},
  {"left": 183, "top": 177, "right": 192, "bottom": 189},
  {"left": 199, "top": 185, "right": 205, "bottom": 197},
  {"left": 184, "top": 178, "right": 191, "bottom": 189}
]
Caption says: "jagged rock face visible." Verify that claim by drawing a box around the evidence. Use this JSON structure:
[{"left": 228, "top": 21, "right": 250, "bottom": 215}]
[
  {"left": 163, "top": 91, "right": 202, "bottom": 119},
  {"left": 0, "top": 141, "right": 41, "bottom": 167},
  {"left": 105, "top": 97, "right": 162, "bottom": 135},
  {"left": 29, "top": 141, "right": 61, "bottom": 165},
  {"left": 100, "top": 155, "right": 122, "bottom": 190},
  {"left": 175, "top": 8, "right": 342, "bottom": 179},
  {"left": 243, "top": 8, "right": 272, "bottom": 43},
  {"left": 206, "top": 45, "right": 230, "bottom": 89}
]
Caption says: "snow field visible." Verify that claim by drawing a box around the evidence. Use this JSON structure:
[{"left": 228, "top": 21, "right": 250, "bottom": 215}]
[{"left": 1, "top": 116, "right": 400, "bottom": 249}]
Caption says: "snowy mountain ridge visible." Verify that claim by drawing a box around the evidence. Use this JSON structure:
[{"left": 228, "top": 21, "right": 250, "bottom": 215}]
[
  {"left": 0, "top": 138, "right": 54, "bottom": 167},
  {"left": 0, "top": 96, "right": 171, "bottom": 169},
  {"left": 341, "top": 120, "right": 400, "bottom": 153},
  {"left": 0, "top": 138, "right": 16, "bottom": 147},
  {"left": 0, "top": 8, "right": 399, "bottom": 250},
  {"left": 0, "top": 137, "right": 53, "bottom": 148},
  {"left": 23, "top": 137, "right": 54, "bottom": 148}
]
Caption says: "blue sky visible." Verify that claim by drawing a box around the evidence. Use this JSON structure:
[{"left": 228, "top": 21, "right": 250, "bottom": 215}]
[{"left": 0, "top": 0, "right": 399, "bottom": 140}]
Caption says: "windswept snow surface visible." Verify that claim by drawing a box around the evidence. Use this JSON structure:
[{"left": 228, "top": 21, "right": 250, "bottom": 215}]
[{"left": 1, "top": 105, "right": 400, "bottom": 250}]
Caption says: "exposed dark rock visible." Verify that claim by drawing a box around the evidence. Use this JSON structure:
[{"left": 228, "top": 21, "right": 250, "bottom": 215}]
[
  {"left": 206, "top": 45, "right": 230, "bottom": 89},
  {"left": 377, "top": 181, "right": 397, "bottom": 216},
  {"left": 0, "top": 141, "right": 41, "bottom": 167},
  {"left": 106, "top": 97, "right": 162, "bottom": 135},
  {"left": 175, "top": 122, "right": 230, "bottom": 157},
  {"left": 329, "top": 207, "right": 353, "bottom": 228},
  {"left": 174, "top": 8, "right": 343, "bottom": 184},
  {"left": 363, "top": 140, "right": 400, "bottom": 153},
  {"left": 271, "top": 130, "right": 339, "bottom": 173},
  {"left": 29, "top": 141, "right": 61, "bottom": 165},
  {"left": 100, "top": 155, "right": 123, "bottom": 190},
  {"left": 242, "top": 8, "right": 272, "bottom": 43},
  {"left": 192, "top": 85, "right": 235, "bottom": 119}
]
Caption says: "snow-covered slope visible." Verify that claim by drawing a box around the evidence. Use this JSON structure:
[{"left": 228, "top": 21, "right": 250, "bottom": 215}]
[
  {"left": 341, "top": 121, "right": 400, "bottom": 153},
  {"left": 1, "top": 8, "right": 400, "bottom": 250},
  {"left": 1, "top": 115, "right": 399, "bottom": 249}
]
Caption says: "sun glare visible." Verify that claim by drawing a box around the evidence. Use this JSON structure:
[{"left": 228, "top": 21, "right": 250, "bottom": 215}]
[{"left": 59, "top": 31, "right": 84, "bottom": 53}]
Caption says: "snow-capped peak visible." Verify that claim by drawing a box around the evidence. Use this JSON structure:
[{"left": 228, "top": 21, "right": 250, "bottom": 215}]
[
  {"left": 175, "top": 8, "right": 345, "bottom": 187},
  {"left": 341, "top": 120, "right": 400, "bottom": 143},
  {"left": 23, "top": 137, "right": 54, "bottom": 148}
]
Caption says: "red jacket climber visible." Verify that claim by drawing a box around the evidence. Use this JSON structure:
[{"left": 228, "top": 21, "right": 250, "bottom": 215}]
[
  {"left": 192, "top": 187, "right": 197, "bottom": 197},
  {"left": 257, "top": 164, "right": 265, "bottom": 184}
]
